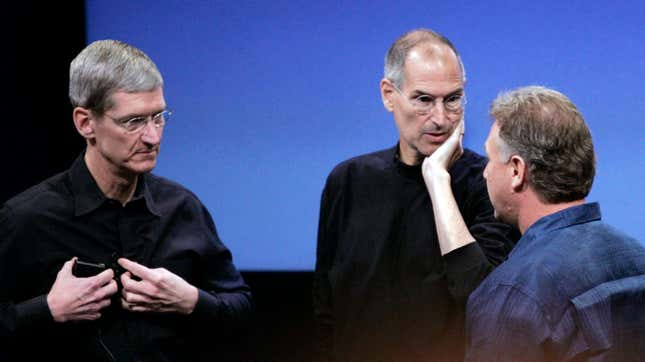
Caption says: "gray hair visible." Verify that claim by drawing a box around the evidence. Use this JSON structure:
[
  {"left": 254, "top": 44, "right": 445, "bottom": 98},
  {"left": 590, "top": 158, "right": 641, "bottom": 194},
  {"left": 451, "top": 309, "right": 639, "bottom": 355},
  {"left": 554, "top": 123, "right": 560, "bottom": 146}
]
[
  {"left": 69, "top": 39, "right": 163, "bottom": 114},
  {"left": 490, "top": 86, "right": 595, "bottom": 203},
  {"left": 384, "top": 28, "right": 466, "bottom": 88}
]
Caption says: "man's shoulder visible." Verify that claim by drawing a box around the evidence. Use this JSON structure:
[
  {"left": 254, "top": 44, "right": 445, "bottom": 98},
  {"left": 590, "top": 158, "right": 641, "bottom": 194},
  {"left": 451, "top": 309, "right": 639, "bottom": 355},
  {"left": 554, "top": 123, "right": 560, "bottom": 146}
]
[
  {"left": 145, "top": 173, "right": 203, "bottom": 205},
  {"left": 454, "top": 148, "right": 487, "bottom": 174},
  {"left": 146, "top": 173, "right": 197, "bottom": 198},
  {"left": 327, "top": 146, "right": 394, "bottom": 179},
  {"left": 480, "top": 222, "right": 645, "bottom": 306},
  {"left": 3, "top": 171, "right": 71, "bottom": 215}
]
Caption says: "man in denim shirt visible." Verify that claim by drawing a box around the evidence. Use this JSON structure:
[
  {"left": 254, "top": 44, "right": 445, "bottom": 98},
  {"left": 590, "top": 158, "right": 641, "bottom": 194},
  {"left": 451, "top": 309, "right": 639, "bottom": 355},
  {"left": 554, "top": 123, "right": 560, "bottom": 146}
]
[{"left": 465, "top": 85, "right": 645, "bottom": 361}]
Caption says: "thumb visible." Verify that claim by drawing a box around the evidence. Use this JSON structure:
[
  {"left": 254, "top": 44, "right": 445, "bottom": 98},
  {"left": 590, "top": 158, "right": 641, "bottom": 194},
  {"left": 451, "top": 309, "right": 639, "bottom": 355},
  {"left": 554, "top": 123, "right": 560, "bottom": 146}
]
[{"left": 59, "top": 257, "right": 77, "bottom": 276}]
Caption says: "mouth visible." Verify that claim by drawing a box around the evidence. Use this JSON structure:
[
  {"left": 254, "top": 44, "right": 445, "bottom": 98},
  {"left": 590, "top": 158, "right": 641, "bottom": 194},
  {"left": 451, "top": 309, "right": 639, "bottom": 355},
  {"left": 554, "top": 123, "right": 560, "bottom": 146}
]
[
  {"left": 423, "top": 132, "right": 447, "bottom": 143},
  {"left": 134, "top": 149, "right": 158, "bottom": 157}
]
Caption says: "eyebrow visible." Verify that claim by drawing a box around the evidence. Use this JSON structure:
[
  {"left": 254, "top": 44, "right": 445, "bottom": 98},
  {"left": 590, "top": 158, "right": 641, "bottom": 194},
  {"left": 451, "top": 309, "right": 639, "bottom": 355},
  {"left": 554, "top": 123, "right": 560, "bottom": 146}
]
[
  {"left": 117, "top": 109, "right": 166, "bottom": 120},
  {"left": 411, "top": 87, "right": 464, "bottom": 99}
]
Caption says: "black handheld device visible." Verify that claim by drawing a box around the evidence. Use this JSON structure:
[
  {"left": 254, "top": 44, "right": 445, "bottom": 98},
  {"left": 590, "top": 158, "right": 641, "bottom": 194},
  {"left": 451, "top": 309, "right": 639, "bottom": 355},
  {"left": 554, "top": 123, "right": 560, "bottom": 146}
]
[
  {"left": 72, "top": 253, "right": 128, "bottom": 278},
  {"left": 72, "top": 260, "right": 107, "bottom": 277}
]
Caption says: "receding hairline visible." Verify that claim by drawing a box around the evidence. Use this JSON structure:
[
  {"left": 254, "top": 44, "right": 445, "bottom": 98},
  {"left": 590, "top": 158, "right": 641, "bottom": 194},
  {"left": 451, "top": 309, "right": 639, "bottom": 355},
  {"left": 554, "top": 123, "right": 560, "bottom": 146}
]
[{"left": 385, "top": 28, "right": 466, "bottom": 86}]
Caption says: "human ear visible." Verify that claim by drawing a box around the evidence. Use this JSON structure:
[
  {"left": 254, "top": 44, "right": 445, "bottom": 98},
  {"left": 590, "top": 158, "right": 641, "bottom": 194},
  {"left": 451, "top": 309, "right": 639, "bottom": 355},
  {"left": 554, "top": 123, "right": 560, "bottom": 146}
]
[
  {"left": 380, "top": 79, "right": 395, "bottom": 112},
  {"left": 72, "top": 107, "right": 95, "bottom": 139},
  {"left": 509, "top": 155, "right": 527, "bottom": 192}
]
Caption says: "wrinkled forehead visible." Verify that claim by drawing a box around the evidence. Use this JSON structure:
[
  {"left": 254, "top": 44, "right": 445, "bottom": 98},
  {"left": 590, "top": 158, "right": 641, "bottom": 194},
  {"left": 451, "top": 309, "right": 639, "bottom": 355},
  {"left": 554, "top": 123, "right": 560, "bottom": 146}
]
[
  {"left": 107, "top": 87, "right": 166, "bottom": 114},
  {"left": 403, "top": 44, "right": 463, "bottom": 84}
]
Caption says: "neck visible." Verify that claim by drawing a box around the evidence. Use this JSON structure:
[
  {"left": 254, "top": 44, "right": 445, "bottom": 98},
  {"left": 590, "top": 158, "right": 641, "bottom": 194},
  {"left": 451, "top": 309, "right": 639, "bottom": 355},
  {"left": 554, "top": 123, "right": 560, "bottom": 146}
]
[
  {"left": 84, "top": 148, "right": 138, "bottom": 205},
  {"left": 517, "top": 194, "right": 585, "bottom": 234},
  {"left": 397, "top": 144, "right": 423, "bottom": 166}
]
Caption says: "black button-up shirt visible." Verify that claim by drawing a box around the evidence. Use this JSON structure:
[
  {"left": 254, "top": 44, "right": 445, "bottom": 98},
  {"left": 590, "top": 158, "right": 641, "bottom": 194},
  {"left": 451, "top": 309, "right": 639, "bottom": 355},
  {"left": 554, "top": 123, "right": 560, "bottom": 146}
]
[{"left": 0, "top": 153, "right": 252, "bottom": 361}]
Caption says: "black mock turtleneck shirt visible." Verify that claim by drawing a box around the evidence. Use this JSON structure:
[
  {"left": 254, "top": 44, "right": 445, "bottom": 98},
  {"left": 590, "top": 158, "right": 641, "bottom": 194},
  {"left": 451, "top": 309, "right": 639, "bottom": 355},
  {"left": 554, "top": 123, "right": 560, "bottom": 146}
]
[{"left": 313, "top": 145, "right": 519, "bottom": 362}]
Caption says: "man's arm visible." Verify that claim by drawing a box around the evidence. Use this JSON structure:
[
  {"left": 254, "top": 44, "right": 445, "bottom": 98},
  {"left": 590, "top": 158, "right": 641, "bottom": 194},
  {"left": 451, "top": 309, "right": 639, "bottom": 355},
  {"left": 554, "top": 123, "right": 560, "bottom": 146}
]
[
  {"left": 422, "top": 118, "right": 473, "bottom": 255},
  {"left": 118, "top": 203, "right": 253, "bottom": 327},
  {"left": 312, "top": 185, "right": 335, "bottom": 362},
  {"left": 422, "top": 119, "right": 517, "bottom": 303},
  {"left": 1, "top": 206, "right": 118, "bottom": 339}
]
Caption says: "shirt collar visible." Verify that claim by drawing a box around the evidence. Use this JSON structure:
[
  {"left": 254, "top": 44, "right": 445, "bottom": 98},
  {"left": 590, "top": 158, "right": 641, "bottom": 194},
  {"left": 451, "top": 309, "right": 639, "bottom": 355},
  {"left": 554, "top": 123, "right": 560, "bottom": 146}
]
[
  {"left": 392, "top": 143, "right": 424, "bottom": 182},
  {"left": 510, "top": 202, "right": 602, "bottom": 257},
  {"left": 69, "top": 151, "right": 161, "bottom": 217}
]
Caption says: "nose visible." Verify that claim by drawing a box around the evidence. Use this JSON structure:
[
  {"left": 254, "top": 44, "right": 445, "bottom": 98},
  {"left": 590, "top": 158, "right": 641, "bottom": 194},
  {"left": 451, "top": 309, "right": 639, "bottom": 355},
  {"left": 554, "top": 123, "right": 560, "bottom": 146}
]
[
  {"left": 426, "top": 102, "right": 448, "bottom": 127},
  {"left": 140, "top": 120, "right": 162, "bottom": 145}
]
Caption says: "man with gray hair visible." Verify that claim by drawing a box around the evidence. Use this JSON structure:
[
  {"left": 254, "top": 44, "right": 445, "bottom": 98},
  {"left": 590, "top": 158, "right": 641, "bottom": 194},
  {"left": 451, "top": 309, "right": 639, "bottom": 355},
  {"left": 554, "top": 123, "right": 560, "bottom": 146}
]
[
  {"left": 0, "top": 39, "right": 252, "bottom": 361},
  {"left": 313, "top": 28, "right": 518, "bottom": 361},
  {"left": 466, "top": 85, "right": 645, "bottom": 361}
]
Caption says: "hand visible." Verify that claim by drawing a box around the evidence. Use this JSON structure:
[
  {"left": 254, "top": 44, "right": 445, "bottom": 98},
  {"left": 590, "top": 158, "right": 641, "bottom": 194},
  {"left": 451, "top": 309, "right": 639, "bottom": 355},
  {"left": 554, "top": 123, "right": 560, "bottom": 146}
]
[
  {"left": 422, "top": 117, "right": 465, "bottom": 178},
  {"left": 118, "top": 258, "right": 198, "bottom": 315},
  {"left": 47, "top": 257, "right": 118, "bottom": 322}
]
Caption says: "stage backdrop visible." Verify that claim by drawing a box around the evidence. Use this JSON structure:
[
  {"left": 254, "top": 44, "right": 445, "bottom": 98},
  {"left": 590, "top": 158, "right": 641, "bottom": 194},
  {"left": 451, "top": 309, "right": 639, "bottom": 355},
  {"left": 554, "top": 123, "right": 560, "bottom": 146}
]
[{"left": 86, "top": 0, "right": 644, "bottom": 270}]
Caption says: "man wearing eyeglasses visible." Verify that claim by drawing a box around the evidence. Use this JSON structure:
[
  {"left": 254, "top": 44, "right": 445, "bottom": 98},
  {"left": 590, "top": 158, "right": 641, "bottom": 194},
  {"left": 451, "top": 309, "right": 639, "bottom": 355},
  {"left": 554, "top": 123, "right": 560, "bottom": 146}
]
[
  {"left": 0, "top": 40, "right": 252, "bottom": 361},
  {"left": 313, "top": 29, "right": 519, "bottom": 361}
]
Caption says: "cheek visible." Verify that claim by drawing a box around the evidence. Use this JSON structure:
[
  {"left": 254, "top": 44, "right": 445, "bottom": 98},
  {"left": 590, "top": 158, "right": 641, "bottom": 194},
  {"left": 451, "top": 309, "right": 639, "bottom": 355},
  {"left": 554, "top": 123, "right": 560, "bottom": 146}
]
[{"left": 395, "top": 113, "right": 416, "bottom": 135}]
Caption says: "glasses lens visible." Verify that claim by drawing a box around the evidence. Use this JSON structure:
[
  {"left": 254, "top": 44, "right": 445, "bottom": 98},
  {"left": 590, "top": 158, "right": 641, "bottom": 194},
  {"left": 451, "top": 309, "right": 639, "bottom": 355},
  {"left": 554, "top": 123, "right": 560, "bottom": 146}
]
[
  {"left": 152, "top": 110, "right": 171, "bottom": 127},
  {"left": 160, "top": 110, "right": 171, "bottom": 123},
  {"left": 124, "top": 117, "right": 148, "bottom": 132},
  {"left": 445, "top": 96, "right": 464, "bottom": 112}
]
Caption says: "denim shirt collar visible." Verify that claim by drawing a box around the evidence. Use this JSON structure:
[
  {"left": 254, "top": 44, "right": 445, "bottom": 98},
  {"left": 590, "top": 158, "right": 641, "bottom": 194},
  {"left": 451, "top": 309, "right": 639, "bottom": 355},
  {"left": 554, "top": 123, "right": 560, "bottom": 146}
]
[{"left": 510, "top": 202, "right": 602, "bottom": 258}]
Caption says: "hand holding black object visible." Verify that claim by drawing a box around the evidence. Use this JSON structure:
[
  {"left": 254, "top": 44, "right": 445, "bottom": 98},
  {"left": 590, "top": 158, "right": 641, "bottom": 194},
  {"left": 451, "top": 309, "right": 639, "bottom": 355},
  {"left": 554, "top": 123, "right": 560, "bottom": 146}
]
[{"left": 47, "top": 257, "right": 119, "bottom": 322}]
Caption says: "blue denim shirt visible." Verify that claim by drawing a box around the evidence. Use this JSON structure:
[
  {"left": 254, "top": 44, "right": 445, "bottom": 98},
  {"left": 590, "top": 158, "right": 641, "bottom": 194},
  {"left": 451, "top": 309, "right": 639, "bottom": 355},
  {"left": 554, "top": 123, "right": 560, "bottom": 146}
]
[{"left": 465, "top": 203, "right": 645, "bottom": 361}]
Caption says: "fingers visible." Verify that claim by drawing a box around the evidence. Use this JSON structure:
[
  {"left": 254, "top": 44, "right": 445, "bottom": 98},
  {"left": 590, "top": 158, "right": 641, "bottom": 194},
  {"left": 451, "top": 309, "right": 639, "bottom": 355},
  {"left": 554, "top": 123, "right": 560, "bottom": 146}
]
[
  {"left": 59, "top": 257, "right": 77, "bottom": 276},
  {"left": 121, "top": 299, "right": 156, "bottom": 313},
  {"left": 93, "top": 267, "right": 115, "bottom": 284},
  {"left": 450, "top": 118, "right": 465, "bottom": 141},
  {"left": 75, "top": 299, "right": 111, "bottom": 320},
  {"left": 121, "top": 272, "right": 159, "bottom": 299},
  {"left": 95, "top": 279, "right": 119, "bottom": 300},
  {"left": 118, "top": 258, "right": 154, "bottom": 280}
]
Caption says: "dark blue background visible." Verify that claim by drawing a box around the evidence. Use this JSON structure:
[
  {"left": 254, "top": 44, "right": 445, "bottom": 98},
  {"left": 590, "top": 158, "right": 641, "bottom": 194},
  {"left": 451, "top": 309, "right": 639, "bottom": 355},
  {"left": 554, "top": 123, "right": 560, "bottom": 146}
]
[{"left": 86, "top": 0, "right": 645, "bottom": 270}]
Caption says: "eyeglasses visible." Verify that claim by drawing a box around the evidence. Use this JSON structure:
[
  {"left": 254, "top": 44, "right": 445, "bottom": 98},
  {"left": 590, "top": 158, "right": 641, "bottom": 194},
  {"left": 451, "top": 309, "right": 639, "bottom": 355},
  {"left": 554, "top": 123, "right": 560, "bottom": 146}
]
[
  {"left": 391, "top": 82, "right": 466, "bottom": 115},
  {"left": 103, "top": 110, "right": 172, "bottom": 133}
]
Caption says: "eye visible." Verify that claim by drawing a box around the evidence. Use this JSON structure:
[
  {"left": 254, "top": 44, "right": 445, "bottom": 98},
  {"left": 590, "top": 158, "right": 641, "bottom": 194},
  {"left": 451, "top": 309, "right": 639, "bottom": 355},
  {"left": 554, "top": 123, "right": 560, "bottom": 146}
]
[
  {"left": 123, "top": 116, "right": 147, "bottom": 130},
  {"left": 445, "top": 94, "right": 462, "bottom": 104},
  {"left": 415, "top": 95, "right": 434, "bottom": 105},
  {"left": 151, "top": 112, "right": 163, "bottom": 121}
]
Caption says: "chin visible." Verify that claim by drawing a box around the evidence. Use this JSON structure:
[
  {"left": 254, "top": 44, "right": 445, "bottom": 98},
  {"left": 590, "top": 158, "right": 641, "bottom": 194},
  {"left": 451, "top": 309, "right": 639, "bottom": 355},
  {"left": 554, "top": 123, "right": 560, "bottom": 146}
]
[
  {"left": 128, "top": 160, "right": 157, "bottom": 175},
  {"left": 421, "top": 145, "right": 440, "bottom": 157}
]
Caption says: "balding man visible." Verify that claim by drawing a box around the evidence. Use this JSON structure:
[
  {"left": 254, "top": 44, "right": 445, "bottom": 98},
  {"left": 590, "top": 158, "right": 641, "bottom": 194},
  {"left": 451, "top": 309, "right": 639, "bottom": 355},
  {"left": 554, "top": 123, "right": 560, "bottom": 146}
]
[{"left": 313, "top": 28, "right": 519, "bottom": 362}]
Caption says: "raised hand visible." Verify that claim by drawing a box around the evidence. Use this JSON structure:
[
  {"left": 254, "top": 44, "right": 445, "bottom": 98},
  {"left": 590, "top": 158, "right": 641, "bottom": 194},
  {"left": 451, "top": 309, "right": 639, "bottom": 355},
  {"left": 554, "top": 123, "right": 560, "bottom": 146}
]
[
  {"left": 47, "top": 257, "right": 118, "bottom": 322},
  {"left": 423, "top": 117, "right": 465, "bottom": 178},
  {"left": 118, "top": 258, "right": 198, "bottom": 315}
]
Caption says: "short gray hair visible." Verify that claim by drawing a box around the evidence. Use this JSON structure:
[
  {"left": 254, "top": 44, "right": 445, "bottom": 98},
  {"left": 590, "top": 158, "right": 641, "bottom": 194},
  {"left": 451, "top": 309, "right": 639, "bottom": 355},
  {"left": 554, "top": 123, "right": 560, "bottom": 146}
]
[
  {"left": 490, "top": 86, "right": 595, "bottom": 203},
  {"left": 69, "top": 39, "right": 163, "bottom": 114},
  {"left": 384, "top": 28, "right": 466, "bottom": 88}
]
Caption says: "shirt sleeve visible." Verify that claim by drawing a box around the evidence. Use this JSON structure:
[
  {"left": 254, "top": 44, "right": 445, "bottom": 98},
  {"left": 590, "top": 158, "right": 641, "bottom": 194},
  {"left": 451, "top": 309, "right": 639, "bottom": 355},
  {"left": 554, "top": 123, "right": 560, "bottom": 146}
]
[
  {"left": 0, "top": 205, "right": 56, "bottom": 340},
  {"left": 443, "top": 171, "right": 519, "bottom": 304},
  {"left": 312, "top": 184, "right": 335, "bottom": 362},
  {"left": 465, "top": 284, "right": 550, "bottom": 362},
  {"left": 187, "top": 203, "right": 253, "bottom": 330}
]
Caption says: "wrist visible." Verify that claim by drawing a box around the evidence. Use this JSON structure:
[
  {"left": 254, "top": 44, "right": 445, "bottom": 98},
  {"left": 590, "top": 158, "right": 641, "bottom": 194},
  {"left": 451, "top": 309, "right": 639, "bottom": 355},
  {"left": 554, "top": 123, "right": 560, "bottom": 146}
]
[
  {"left": 182, "top": 285, "right": 199, "bottom": 315},
  {"left": 423, "top": 167, "right": 450, "bottom": 186},
  {"left": 46, "top": 293, "right": 63, "bottom": 322}
]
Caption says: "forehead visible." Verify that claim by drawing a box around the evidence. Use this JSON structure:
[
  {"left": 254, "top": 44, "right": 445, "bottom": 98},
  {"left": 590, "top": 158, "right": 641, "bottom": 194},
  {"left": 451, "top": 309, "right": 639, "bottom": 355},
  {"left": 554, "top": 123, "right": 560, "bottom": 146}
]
[
  {"left": 109, "top": 87, "right": 166, "bottom": 114},
  {"left": 403, "top": 44, "right": 463, "bottom": 87},
  {"left": 484, "top": 122, "right": 501, "bottom": 152}
]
